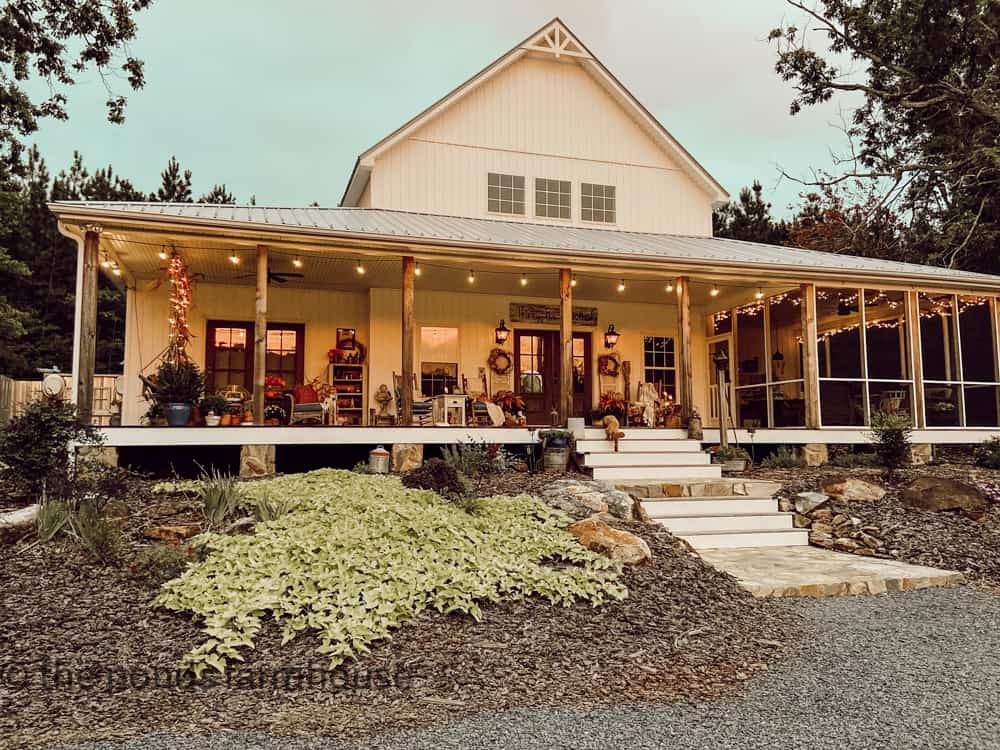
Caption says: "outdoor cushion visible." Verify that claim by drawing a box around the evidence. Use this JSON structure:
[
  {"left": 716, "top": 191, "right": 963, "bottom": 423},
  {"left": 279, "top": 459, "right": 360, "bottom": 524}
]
[
  {"left": 294, "top": 384, "right": 318, "bottom": 404},
  {"left": 294, "top": 402, "right": 324, "bottom": 412}
]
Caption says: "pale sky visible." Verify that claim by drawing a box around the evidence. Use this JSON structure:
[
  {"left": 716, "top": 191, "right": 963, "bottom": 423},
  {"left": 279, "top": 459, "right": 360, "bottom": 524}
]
[{"left": 27, "top": 0, "right": 852, "bottom": 216}]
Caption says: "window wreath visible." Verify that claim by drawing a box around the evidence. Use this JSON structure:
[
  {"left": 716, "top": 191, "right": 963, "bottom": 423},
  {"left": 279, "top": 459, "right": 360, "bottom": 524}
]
[
  {"left": 598, "top": 354, "right": 621, "bottom": 377},
  {"left": 488, "top": 347, "right": 513, "bottom": 375}
]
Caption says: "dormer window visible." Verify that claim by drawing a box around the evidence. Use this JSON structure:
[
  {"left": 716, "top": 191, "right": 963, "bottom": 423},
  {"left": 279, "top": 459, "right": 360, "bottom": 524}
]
[
  {"left": 535, "top": 178, "right": 571, "bottom": 219},
  {"left": 581, "top": 183, "right": 616, "bottom": 223},
  {"left": 487, "top": 173, "right": 525, "bottom": 215}
]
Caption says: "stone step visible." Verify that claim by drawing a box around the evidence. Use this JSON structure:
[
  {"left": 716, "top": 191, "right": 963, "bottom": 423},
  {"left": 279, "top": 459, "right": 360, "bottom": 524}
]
[
  {"left": 678, "top": 528, "right": 810, "bottom": 550},
  {"left": 589, "top": 465, "right": 722, "bottom": 481},
  {"left": 582, "top": 451, "right": 711, "bottom": 467},
  {"left": 644, "top": 497, "right": 778, "bottom": 517},
  {"left": 580, "top": 428, "right": 689, "bottom": 440},
  {"left": 659, "top": 512, "right": 795, "bottom": 534},
  {"left": 575, "top": 439, "right": 703, "bottom": 453},
  {"left": 620, "top": 479, "right": 782, "bottom": 499}
]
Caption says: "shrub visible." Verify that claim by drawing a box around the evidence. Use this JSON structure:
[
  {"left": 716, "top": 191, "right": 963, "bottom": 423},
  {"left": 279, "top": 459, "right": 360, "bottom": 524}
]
[
  {"left": 830, "top": 451, "right": 880, "bottom": 468},
  {"left": 759, "top": 446, "right": 804, "bottom": 469},
  {"left": 245, "top": 490, "right": 297, "bottom": 523},
  {"left": 441, "top": 442, "right": 500, "bottom": 477},
  {"left": 0, "top": 396, "right": 102, "bottom": 503},
  {"left": 973, "top": 437, "right": 1000, "bottom": 469},
  {"left": 401, "top": 458, "right": 469, "bottom": 503},
  {"left": 130, "top": 541, "right": 202, "bottom": 587},
  {"left": 197, "top": 466, "right": 241, "bottom": 529},
  {"left": 868, "top": 411, "right": 913, "bottom": 479},
  {"left": 68, "top": 498, "right": 121, "bottom": 562},
  {"left": 155, "top": 469, "right": 625, "bottom": 677},
  {"left": 36, "top": 496, "right": 70, "bottom": 542}
]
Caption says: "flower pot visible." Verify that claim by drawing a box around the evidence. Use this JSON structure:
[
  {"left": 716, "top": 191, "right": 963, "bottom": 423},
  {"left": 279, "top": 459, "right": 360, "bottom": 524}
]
[
  {"left": 543, "top": 446, "right": 569, "bottom": 472},
  {"left": 220, "top": 414, "right": 232, "bottom": 427},
  {"left": 164, "top": 402, "right": 192, "bottom": 427},
  {"left": 722, "top": 459, "right": 748, "bottom": 473},
  {"left": 205, "top": 414, "right": 221, "bottom": 427}
]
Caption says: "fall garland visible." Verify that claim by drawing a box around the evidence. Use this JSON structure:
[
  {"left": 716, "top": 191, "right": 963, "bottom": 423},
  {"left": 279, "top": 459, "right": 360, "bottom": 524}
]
[
  {"left": 488, "top": 347, "right": 513, "bottom": 375},
  {"left": 598, "top": 354, "right": 621, "bottom": 377}
]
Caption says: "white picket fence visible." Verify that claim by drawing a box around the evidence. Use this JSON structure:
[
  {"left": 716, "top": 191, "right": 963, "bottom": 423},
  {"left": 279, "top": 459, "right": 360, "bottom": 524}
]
[{"left": 0, "top": 374, "right": 119, "bottom": 426}]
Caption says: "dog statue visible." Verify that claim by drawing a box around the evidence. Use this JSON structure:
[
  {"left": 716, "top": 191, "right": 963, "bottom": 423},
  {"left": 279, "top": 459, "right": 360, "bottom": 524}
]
[{"left": 601, "top": 414, "right": 626, "bottom": 452}]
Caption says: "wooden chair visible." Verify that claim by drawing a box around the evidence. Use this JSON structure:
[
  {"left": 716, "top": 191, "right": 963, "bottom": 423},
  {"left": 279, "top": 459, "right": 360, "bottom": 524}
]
[
  {"left": 288, "top": 393, "right": 336, "bottom": 425},
  {"left": 392, "top": 372, "right": 434, "bottom": 425}
]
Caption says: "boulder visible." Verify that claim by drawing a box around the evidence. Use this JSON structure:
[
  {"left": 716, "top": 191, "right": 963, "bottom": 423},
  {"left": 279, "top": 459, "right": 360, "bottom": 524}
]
[
  {"left": 102, "top": 499, "right": 130, "bottom": 529},
  {"left": 143, "top": 525, "right": 199, "bottom": 541},
  {"left": 899, "top": 477, "right": 987, "bottom": 514},
  {"left": 567, "top": 516, "right": 651, "bottom": 565},
  {"left": 391, "top": 443, "right": 423, "bottom": 473},
  {"left": 240, "top": 444, "right": 275, "bottom": 477},
  {"left": 908, "top": 444, "right": 933, "bottom": 466},
  {"left": 801, "top": 443, "right": 828, "bottom": 467},
  {"left": 544, "top": 479, "right": 642, "bottom": 521},
  {"left": 820, "top": 476, "right": 885, "bottom": 502},
  {"left": 794, "top": 492, "right": 829, "bottom": 514},
  {"left": 0, "top": 504, "right": 38, "bottom": 544}
]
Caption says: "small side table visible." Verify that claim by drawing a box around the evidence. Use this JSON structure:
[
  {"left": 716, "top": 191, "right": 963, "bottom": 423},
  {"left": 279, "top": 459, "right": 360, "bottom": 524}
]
[{"left": 432, "top": 394, "right": 467, "bottom": 426}]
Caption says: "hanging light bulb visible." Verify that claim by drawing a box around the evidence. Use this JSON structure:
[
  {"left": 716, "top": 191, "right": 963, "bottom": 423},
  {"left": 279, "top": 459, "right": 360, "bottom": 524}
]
[
  {"left": 356, "top": 259, "right": 365, "bottom": 275},
  {"left": 571, "top": 274, "right": 577, "bottom": 288},
  {"left": 414, "top": 261, "right": 421, "bottom": 277},
  {"left": 229, "top": 251, "right": 240, "bottom": 265},
  {"left": 755, "top": 287, "right": 764, "bottom": 300},
  {"left": 292, "top": 256, "right": 303, "bottom": 269},
  {"left": 111, "top": 263, "right": 122, "bottom": 277},
  {"left": 665, "top": 279, "right": 674, "bottom": 293},
  {"left": 617, "top": 279, "right": 626, "bottom": 293},
  {"left": 468, "top": 269, "right": 476, "bottom": 284},
  {"left": 520, "top": 273, "right": 528, "bottom": 287},
  {"left": 100, "top": 254, "right": 111, "bottom": 269},
  {"left": 158, "top": 246, "right": 168, "bottom": 261},
  {"left": 710, "top": 284, "right": 720, "bottom": 297}
]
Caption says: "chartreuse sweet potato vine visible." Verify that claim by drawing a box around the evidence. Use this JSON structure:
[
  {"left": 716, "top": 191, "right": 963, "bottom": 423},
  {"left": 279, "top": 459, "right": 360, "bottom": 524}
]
[{"left": 154, "top": 469, "right": 625, "bottom": 677}]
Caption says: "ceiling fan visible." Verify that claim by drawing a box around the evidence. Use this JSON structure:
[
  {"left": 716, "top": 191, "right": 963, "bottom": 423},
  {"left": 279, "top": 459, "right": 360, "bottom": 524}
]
[{"left": 237, "top": 264, "right": 304, "bottom": 285}]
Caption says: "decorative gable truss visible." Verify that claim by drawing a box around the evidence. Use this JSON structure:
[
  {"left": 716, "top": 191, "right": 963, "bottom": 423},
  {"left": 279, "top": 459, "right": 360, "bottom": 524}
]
[{"left": 521, "top": 21, "right": 589, "bottom": 59}]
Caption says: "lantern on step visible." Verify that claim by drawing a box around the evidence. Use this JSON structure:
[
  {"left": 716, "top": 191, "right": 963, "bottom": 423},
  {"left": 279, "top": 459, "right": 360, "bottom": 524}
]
[
  {"left": 603, "top": 323, "right": 620, "bottom": 350},
  {"left": 494, "top": 319, "right": 511, "bottom": 345},
  {"left": 368, "top": 445, "right": 390, "bottom": 474}
]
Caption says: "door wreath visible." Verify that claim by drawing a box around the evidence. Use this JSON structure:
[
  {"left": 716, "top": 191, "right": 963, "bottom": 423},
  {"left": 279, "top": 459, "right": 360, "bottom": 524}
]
[
  {"left": 488, "top": 347, "right": 513, "bottom": 375},
  {"left": 598, "top": 354, "right": 621, "bottom": 377}
]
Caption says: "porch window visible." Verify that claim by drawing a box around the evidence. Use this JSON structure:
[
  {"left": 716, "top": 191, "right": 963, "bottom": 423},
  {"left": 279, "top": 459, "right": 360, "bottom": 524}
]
[
  {"left": 419, "top": 326, "right": 459, "bottom": 396},
  {"left": 535, "top": 178, "right": 571, "bottom": 219},
  {"left": 205, "top": 321, "right": 304, "bottom": 394},
  {"left": 727, "top": 290, "right": 806, "bottom": 428},
  {"left": 642, "top": 336, "right": 676, "bottom": 399},
  {"left": 816, "top": 288, "right": 913, "bottom": 427},
  {"left": 581, "top": 183, "right": 616, "bottom": 223},
  {"left": 420, "top": 362, "right": 458, "bottom": 397},
  {"left": 487, "top": 172, "right": 525, "bottom": 215},
  {"left": 518, "top": 334, "right": 544, "bottom": 394},
  {"left": 920, "top": 293, "right": 999, "bottom": 426}
]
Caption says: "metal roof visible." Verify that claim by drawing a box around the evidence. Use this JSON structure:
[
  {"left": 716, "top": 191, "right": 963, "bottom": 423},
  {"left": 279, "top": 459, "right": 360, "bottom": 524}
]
[{"left": 48, "top": 201, "right": 1000, "bottom": 289}]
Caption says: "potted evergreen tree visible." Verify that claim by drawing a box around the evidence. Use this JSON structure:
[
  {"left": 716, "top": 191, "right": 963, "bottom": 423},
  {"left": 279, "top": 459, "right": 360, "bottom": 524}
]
[{"left": 152, "top": 359, "right": 205, "bottom": 427}]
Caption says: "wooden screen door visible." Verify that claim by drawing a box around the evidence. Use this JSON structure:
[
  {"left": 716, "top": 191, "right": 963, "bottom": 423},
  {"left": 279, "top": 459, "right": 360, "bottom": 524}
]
[{"left": 514, "top": 330, "right": 591, "bottom": 424}]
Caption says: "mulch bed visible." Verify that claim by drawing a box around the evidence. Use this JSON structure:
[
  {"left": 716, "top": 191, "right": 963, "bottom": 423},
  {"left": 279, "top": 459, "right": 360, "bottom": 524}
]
[
  {"left": 0, "top": 474, "right": 792, "bottom": 748},
  {"left": 749, "top": 461, "right": 1000, "bottom": 588}
]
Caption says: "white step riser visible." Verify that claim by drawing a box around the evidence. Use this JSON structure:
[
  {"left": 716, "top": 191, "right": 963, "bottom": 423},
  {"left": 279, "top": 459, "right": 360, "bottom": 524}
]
[
  {"left": 590, "top": 465, "right": 722, "bottom": 481},
  {"left": 581, "top": 428, "right": 689, "bottom": 440},
  {"left": 660, "top": 514, "right": 794, "bottom": 533},
  {"left": 575, "top": 439, "right": 703, "bottom": 453},
  {"left": 679, "top": 530, "right": 810, "bottom": 549},
  {"left": 583, "top": 452, "right": 711, "bottom": 467},
  {"left": 644, "top": 498, "right": 777, "bottom": 516}
]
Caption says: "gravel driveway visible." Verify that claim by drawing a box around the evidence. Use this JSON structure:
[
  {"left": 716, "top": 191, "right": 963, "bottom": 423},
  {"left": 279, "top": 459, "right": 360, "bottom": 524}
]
[{"left": 57, "top": 586, "right": 1000, "bottom": 750}]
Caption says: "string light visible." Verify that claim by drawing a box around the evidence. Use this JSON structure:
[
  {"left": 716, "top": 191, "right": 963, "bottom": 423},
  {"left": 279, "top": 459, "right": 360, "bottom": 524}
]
[
  {"left": 158, "top": 246, "right": 168, "bottom": 261},
  {"left": 292, "top": 256, "right": 303, "bottom": 269},
  {"left": 755, "top": 288, "right": 764, "bottom": 300},
  {"left": 414, "top": 262, "right": 421, "bottom": 277},
  {"left": 468, "top": 270, "right": 476, "bottom": 284},
  {"left": 664, "top": 280, "right": 674, "bottom": 293},
  {"left": 356, "top": 259, "right": 365, "bottom": 275},
  {"left": 229, "top": 251, "right": 240, "bottom": 265},
  {"left": 520, "top": 273, "right": 528, "bottom": 287},
  {"left": 710, "top": 285, "right": 720, "bottom": 297},
  {"left": 111, "top": 264, "right": 122, "bottom": 277},
  {"left": 100, "top": 254, "right": 111, "bottom": 269},
  {"left": 571, "top": 274, "right": 577, "bottom": 287},
  {"left": 617, "top": 279, "right": 626, "bottom": 292}
]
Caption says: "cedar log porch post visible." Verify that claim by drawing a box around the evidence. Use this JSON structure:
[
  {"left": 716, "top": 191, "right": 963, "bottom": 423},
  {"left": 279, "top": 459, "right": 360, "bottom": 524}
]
[
  {"left": 401, "top": 256, "right": 415, "bottom": 425},
  {"left": 76, "top": 228, "right": 101, "bottom": 422},
  {"left": 559, "top": 268, "right": 573, "bottom": 425},
  {"left": 676, "top": 276, "right": 693, "bottom": 421},
  {"left": 906, "top": 290, "right": 926, "bottom": 428},
  {"left": 252, "top": 245, "right": 269, "bottom": 423},
  {"left": 800, "top": 283, "right": 821, "bottom": 428}
]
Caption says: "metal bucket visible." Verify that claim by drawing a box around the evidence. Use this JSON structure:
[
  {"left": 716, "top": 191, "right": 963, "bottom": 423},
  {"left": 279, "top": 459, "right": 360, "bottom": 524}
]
[{"left": 369, "top": 445, "right": 391, "bottom": 474}]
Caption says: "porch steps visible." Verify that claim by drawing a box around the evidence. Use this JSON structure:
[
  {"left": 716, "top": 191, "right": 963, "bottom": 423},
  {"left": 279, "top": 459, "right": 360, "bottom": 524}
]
[{"left": 575, "top": 428, "right": 722, "bottom": 482}]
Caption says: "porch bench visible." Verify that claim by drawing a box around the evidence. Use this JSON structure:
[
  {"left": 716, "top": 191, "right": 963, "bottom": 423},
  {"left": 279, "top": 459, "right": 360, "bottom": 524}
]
[{"left": 287, "top": 393, "right": 336, "bottom": 425}]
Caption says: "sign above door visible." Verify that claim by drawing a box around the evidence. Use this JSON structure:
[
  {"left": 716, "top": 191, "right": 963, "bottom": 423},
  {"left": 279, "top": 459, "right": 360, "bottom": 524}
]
[{"left": 509, "top": 303, "right": 598, "bottom": 327}]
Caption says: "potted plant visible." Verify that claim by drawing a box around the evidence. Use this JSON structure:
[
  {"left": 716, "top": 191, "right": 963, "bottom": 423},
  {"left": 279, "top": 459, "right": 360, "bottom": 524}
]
[
  {"left": 597, "top": 392, "right": 626, "bottom": 422},
  {"left": 539, "top": 428, "right": 572, "bottom": 472},
  {"left": 492, "top": 391, "right": 526, "bottom": 426},
  {"left": 264, "top": 375, "right": 285, "bottom": 399},
  {"left": 151, "top": 359, "right": 205, "bottom": 427},
  {"left": 200, "top": 395, "right": 228, "bottom": 427},
  {"left": 706, "top": 445, "right": 751, "bottom": 473}
]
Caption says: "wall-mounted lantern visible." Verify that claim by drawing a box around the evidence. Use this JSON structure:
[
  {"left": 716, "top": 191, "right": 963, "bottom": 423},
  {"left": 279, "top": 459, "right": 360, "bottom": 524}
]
[
  {"left": 494, "top": 319, "right": 511, "bottom": 345},
  {"left": 603, "top": 323, "right": 620, "bottom": 350}
]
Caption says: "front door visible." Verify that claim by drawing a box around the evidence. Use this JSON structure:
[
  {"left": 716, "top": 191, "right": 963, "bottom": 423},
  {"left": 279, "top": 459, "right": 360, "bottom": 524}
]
[{"left": 514, "top": 330, "right": 592, "bottom": 425}]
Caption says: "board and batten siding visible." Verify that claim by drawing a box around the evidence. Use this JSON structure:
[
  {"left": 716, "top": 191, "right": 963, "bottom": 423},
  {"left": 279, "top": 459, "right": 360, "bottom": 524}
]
[
  {"left": 365, "top": 56, "right": 714, "bottom": 235},
  {"left": 122, "top": 283, "right": 680, "bottom": 424}
]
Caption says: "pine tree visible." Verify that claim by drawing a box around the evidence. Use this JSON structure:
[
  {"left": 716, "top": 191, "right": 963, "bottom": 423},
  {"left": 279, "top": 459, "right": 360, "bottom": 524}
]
[
  {"left": 198, "top": 184, "right": 236, "bottom": 204},
  {"left": 153, "top": 156, "right": 193, "bottom": 202},
  {"left": 713, "top": 181, "right": 789, "bottom": 245}
]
